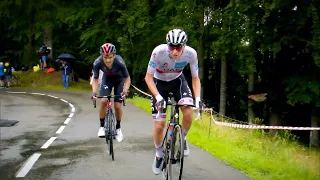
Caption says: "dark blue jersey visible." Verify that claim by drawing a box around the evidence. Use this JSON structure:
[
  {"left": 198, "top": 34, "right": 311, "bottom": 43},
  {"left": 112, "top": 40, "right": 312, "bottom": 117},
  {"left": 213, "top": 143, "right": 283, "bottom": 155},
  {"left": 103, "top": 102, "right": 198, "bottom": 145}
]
[{"left": 93, "top": 55, "right": 129, "bottom": 82}]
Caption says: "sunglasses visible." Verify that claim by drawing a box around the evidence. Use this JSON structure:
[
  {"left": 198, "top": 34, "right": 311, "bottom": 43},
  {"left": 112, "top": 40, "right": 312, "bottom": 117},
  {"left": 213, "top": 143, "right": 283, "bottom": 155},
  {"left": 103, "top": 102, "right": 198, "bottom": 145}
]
[{"left": 168, "top": 44, "right": 183, "bottom": 52}]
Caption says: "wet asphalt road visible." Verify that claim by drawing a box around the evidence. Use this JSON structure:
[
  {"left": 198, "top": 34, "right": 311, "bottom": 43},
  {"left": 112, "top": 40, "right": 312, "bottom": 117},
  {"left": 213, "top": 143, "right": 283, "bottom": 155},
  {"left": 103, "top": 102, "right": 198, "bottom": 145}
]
[{"left": 0, "top": 88, "right": 250, "bottom": 180}]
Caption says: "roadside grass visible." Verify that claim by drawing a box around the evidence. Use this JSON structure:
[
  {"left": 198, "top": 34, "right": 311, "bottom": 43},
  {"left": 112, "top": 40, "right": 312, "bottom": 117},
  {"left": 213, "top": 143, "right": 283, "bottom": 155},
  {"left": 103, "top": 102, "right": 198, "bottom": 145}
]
[
  {"left": 127, "top": 96, "right": 320, "bottom": 180},
  {"left": 11, "top": 70, "right": 91, "bottom": 92}
]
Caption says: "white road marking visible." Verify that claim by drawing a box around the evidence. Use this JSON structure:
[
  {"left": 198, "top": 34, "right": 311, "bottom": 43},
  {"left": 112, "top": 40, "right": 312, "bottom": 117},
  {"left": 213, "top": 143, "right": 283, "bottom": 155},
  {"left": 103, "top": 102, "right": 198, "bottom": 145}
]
[
  {"left": 31, "top": 93, "right": 45, "bottom": 95},
  {"left": 47, "top": 94, "right": 59, "bottom": 99},
  {"left": 68, "top": 113, "right": 74, "bottom": 118},
  {"left": 69, "top": 103, "right": 74, "bottom": 108},
  {"left": 64, "top": 117, "right": 71, "bottom": 124},
  {"left": 56, "top": 125, "right": 66, "bottom": 134},
  {"left": 41, "top": 137, "right": 57, "bottom": 149},
  {"left": 60, "top": 99, "right": 68, "bottom": 103},
  {"left": 7, "top": 91, "right": 26, "bottom": 94},
  {"left": 15, "top": 153, "right": 41, "bottom": 177},
  {"left": 8, "top": 91, "right": 76, "bottom": 177}
]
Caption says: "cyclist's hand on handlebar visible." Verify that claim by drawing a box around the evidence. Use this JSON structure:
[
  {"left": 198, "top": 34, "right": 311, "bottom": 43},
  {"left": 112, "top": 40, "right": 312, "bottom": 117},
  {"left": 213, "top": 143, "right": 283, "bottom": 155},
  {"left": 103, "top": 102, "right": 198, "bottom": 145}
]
[
  {"left": 91, "top": 92, "right": 97, "bottom": 100},
  {"left": 199, "top": 101, "right": 205, "bottom": 111},
  {"left": 155, "top": 94, "right": 166, "bottom": 111},
  {"left": 120, "top": 91, "right": 128, "bottom": 99},
  {"left": 195, "top": 100, "right": 205, "bottom": 121}
]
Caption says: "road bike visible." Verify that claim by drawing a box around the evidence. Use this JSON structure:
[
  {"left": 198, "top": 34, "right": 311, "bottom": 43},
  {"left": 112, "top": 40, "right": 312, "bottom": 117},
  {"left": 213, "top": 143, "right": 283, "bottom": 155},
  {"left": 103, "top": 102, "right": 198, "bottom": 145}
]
[
  {"left": 155, "top": 92, "right": 192, "bottom": 180},
  {"left": 93, "top": 95, "right": 126, "bottom": 161}
]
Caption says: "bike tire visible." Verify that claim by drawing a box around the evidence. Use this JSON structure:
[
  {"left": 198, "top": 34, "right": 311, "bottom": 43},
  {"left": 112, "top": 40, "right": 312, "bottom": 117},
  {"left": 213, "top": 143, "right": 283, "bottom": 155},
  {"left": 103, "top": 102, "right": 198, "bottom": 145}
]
[
  {"left": 109, "top": 111, "right": 115, "bottom": 161},
  {"left": 168, "top": 124, "right": 184, "bottom": 180},
  {"left": 162, "top": 124, "right": 171, "bottom": 180}
]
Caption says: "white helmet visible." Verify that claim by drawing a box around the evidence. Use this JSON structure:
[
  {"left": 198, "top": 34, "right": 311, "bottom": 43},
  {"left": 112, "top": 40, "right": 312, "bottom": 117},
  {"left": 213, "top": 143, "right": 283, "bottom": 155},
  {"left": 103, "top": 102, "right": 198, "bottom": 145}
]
[
  {"left": 0, "top": 62, "right": 3, "bottom": 66},
  {"left": 166, "top": 29, "right": 188, "bottom": 46}
]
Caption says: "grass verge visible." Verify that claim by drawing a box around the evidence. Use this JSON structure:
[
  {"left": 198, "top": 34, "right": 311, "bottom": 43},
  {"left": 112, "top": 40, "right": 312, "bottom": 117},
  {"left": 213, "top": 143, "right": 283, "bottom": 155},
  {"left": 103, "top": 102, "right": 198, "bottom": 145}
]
[
  {"left": 11, "top": 70, "right": 91, "bottom": 92},
  {"left": 127, "top": 96, "right": 320, "bottom": 180}
]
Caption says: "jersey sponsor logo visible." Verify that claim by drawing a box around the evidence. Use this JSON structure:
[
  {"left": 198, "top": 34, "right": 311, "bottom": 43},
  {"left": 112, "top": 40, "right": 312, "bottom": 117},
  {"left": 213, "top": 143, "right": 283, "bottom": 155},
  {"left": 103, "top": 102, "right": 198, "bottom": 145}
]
[
  {"left": 194, "top": 64, "right": 199, "bottom": 70},
  {"left": 148, "top": 61, "right": 156, "bottom": 68},
  {"left": 158, "top": 50, "right": 166, "bottom": 57},
  {"left": 174, "top": 61, "right": 187, "bottom": 68},
  {"left": 161, "top": 63, "right": 168, "bottom": 68},
  {"left": 156, "top": 68, "right": 183, "bottom": 74}
]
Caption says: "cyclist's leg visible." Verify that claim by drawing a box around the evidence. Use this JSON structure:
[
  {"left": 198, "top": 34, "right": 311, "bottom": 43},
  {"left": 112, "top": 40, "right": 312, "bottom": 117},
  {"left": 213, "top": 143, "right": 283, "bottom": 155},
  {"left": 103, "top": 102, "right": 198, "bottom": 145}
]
[
  {"left": 152, "top": 78, "right": 169, "bottom": 175},
  {"left": 97, "top": 78, "right": 113, "bottom": 137},
  {"left": 113, "top": 79, "right": 124, "bottom": 142},
  {"left": 174, "top": 74, "right": 194, "bottom": 156}
]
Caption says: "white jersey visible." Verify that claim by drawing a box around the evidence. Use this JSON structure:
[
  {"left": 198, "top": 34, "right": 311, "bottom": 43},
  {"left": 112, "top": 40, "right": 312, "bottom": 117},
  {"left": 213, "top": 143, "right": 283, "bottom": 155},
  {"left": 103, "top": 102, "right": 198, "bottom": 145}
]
[{"left": 147, "top": 44, "right": 199, "bottom": 82}]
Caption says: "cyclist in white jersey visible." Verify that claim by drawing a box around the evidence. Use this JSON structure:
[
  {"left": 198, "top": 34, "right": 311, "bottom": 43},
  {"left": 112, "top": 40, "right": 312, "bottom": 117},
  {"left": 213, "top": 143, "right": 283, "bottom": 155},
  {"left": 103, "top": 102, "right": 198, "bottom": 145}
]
[{"left": 145, "top": 28, "right": 204, "bottom": 175}]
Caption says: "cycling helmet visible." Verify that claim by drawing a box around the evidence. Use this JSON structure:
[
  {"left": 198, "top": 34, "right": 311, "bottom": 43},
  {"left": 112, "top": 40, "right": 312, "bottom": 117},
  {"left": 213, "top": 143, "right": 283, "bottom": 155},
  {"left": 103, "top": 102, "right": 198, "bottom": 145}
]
[
  {"left": 100, "top": 43, "right": 116, "bottom": 56},
  {"left": 166, "top": 29, "right": 188, "bottom": 46}
]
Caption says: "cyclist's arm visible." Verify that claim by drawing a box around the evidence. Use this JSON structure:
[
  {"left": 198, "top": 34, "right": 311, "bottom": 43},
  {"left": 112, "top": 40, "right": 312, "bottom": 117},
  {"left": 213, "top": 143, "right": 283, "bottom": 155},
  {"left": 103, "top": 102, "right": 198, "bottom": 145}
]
[
  {"left": 190, "top": 52, "right": 201, "bottom": 101},
  {"left": 121, "top": 64, "right": 131, "bottom": 92},
  {"left": 145, "top": 56, "right": 160, "bottom": 99},
  {"left": 92, "top": 63, "right": 100, "bottom": 94}
]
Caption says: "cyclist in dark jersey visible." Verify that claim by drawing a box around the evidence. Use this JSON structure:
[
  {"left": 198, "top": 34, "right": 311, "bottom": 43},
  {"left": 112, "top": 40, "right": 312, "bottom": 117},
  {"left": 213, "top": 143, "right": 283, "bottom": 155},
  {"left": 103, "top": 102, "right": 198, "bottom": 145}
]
[{"left": 91, "top": 43, "right": 131, "bottom": 142}]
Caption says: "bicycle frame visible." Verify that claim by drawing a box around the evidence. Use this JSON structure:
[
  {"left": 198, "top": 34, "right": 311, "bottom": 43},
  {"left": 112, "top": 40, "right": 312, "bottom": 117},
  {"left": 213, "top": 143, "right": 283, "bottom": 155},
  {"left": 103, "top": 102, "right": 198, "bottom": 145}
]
[
  {"left": 93, "top": 95, "right": 126, "bottom": 161},
  {"left": 93, "top": 95, "right": 126, "bottom": 138}
]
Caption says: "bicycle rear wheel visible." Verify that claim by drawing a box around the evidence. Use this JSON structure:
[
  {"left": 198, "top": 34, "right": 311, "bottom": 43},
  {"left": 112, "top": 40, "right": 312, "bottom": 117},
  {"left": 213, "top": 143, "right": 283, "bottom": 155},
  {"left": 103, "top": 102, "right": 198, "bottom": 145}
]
[{"left": 168, "top": 124, "right": 184, "bottom": 180}]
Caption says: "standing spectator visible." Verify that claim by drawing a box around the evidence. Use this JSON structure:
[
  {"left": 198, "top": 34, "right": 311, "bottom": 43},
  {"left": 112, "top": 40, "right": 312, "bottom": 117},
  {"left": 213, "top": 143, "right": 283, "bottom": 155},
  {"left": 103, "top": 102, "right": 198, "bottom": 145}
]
[
  {"left": 61, "top": 60, "right": 72, "bottom": 89},
  {"left": 0, "top": 62, "right": 4, "bottom": 88},
  {"left": 4, "top": 61, "right": 12, "bottom": 89},
  {"left": 39, "top": 44, "right": 48, "bottom": 70}
]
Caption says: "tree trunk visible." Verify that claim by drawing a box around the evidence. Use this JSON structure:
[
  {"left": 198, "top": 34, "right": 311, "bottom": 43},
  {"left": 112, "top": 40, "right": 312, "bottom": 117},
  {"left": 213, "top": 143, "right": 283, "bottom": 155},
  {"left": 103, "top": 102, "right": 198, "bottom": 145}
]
[
  {"left": 198, "top": 3, "right": 205, "bottom": 99},
  {"left": 43, "top": 27, "right": 53, "bottom": 66},
  {"left": 248, "top": 70, "right": 255, "bottom": 124},
  {"left": 219, "top": 55, "right": 227, "bottom": 115},
  {"left": 310, "top": 107, "right": 319, "bottom": 147},
  {"left": 269, "top": 110, "right": 281, "bottom": 136},
  {"left": 26, "top": 1, "right": 36, "bottom": 69}
]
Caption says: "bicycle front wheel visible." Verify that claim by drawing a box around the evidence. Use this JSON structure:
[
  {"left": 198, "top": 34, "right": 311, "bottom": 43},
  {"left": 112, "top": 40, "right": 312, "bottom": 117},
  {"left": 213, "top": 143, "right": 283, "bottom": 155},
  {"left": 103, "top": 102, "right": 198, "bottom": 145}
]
[
  {"left": 109, "top": 111, "right": 115, "bottom": 161},
  {"left": 168, "top": 124, "right": 184, "bottom": 180}
]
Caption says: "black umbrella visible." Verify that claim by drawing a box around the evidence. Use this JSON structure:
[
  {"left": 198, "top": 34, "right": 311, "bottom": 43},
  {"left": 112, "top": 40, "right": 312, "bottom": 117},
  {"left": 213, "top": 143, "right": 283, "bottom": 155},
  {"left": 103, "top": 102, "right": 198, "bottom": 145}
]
[
  {"left": 55, "top": 53, "right": 76, "bottom": 64},
  {"left": 57, "top": 53, "right": 76, "bottom": 60}
]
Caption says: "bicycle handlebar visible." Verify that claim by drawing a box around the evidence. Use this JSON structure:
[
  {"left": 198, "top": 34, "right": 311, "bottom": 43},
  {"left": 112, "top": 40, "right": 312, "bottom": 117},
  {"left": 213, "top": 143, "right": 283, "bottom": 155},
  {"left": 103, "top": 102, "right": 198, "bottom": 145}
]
[
  {"left": 155, "top": 102, "right": 202, "bottom": 120},
  {"left": 92, "top": 95, "right": 126, "bottom": 108}
]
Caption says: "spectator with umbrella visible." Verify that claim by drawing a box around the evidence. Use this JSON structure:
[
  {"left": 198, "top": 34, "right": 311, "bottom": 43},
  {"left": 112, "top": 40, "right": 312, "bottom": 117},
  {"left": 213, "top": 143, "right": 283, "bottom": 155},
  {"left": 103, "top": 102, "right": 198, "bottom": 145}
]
[{"left": 56, "top": 53, "right": 76, "bottom": 88}]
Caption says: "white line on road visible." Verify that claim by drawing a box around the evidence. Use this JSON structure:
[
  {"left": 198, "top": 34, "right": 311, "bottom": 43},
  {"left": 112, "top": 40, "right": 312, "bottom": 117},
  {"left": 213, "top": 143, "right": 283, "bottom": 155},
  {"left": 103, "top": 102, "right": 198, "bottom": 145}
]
[
  {"left": 15, "top": 153, "right": 41, "bottom": 177},
  {"left": 47, "top": 94, "right": 59, "bottom": 99},
  {"left": 41, "top": 137, "right": 57, "bottom": 149},
  {"left": 60, "top": 99, "right": 68, "bottom": 103},
  {"left": 56, "top": 125, "right": 66, "bottom": 134},
  {"left": 8, "top": 91, "right": 76, "bottom": 178},
  {"left": 64, "top": 117, "right": 71, "bottom": 124},
  {"left": 31, "top": 93, "right": 45, "bottom": 95},
  {"left": 7, "top": 91, "right": 26, "bottom": 94},
  {"left": 68, "top": 112, "right": 74, "bottom": 118}
]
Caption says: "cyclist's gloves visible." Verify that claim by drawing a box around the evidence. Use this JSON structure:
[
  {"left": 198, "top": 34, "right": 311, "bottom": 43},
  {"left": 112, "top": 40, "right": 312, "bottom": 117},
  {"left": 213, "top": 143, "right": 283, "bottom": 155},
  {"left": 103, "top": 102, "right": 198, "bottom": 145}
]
[
  {"left": 155, "top": 94, "right": 166, "bottom": 111},
  {"left": 121, "top": 91, "right": 128, "bottom": 98},
  {"left": 91, "top": 92, "right": 97, "bottom": 100},
  {"left": 199, "top": 101, "right": 205, "bottom": 111},
  {"left": 195, "top": 97, "right": 205, "bottom": 111}
]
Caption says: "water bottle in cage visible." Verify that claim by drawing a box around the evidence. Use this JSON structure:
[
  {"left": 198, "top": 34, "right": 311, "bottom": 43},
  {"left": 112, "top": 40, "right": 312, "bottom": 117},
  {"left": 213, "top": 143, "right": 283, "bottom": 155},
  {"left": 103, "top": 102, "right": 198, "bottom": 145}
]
[{"left": 168, "top": 124, "right": 173, "bottom": 141}]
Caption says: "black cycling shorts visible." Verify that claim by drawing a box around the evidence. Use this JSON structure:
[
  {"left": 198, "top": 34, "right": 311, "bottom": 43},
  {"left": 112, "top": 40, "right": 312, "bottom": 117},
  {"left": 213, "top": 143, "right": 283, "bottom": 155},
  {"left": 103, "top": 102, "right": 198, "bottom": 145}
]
[
  {"left": 151, "top": 74, "right": 194, "bottom": 120},
  {"left": 99, "top": 78, "right": 124, "bottom": 103}
]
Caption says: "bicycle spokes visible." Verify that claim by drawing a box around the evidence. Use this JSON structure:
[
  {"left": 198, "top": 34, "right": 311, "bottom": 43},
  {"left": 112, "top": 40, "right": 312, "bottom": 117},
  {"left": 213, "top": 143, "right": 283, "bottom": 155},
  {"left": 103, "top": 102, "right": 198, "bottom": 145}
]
[{"left": 162, "top": 124, "right": 184, "bottom": 180}]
